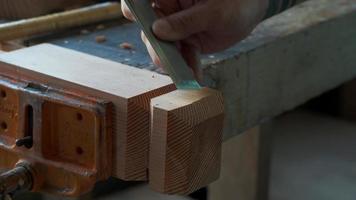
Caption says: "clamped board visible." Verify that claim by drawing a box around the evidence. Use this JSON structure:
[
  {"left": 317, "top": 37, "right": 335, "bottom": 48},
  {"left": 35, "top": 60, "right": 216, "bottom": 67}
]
[
  {"left": 124, "top": 0, "right": 225, "bottom": 194},
  {"left": 0, "top": 44, "right": 176, "bottom": 198},
  {"left": 0, "top": 18, "right": 225, "bottom": 197}
]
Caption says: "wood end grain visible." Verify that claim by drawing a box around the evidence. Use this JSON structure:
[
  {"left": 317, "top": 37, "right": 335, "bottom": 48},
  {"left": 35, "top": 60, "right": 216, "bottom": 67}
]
[
  {"left": 114, "top": 84, "right": 176, "bottom": 181},
  {"left": 149, "top": 88, "right": 225, "bottom": 194},
  {"left": 0, "top": 44, "right": 176, "bottom": 182}
]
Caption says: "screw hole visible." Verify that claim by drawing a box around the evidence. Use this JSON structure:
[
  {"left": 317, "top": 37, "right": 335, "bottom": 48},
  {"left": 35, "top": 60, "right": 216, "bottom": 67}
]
[
  {"left": 76, "top": 113, "right": 83, "bottom": 121},
  {"left": 0, "top": 90, "right": 6, "bottom": 98},
  {"left": 1, "top": 122, "right": 8, "bottom": 131},
  {"left": 76, "top": 146, "right": 84, "bottom": 155}
]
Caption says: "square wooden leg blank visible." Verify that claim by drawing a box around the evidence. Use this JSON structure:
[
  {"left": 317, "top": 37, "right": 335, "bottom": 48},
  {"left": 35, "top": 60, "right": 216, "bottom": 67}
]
[{"left": 149, "top": 88, "right": 225, "bottom": 195}]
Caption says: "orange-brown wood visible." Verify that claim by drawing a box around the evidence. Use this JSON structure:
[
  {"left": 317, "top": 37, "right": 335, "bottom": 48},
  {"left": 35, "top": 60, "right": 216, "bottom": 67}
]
[
  {"left": 0, "top": 41, "right": 24, "bottom": 52},
  {"left": 149, "top": 88, "right": 225, "bottom": 194},
  {"left": 0, "top": 44, "right": 175, "bottom": 196},
  {"left": 0, "top": 75, "right": 112, "bottom": 196},
  {"left": 209, "top": 128, "right": 261, "bottom": 200}
]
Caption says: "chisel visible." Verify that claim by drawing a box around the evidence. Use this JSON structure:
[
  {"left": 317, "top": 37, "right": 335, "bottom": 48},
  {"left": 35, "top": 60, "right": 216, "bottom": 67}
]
[{"left": 123, "top": 0, "right": 201, "bottom": 90}]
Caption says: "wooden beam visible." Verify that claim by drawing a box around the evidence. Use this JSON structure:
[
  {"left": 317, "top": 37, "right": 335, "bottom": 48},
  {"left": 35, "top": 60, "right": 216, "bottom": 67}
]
[
  {"left": 201, "top": 0, "right": 356, "bottom": 140},
  {"left": 0, "top": 41, "right": 24, "bottom": 52},
  {"left": 149, "top": 88, "right": 224, "bottom": 194},
  {"left": 0, "top": 44, "right": 175, "bottom": 182},
  {"left": 208, "top": 126, "right": 272, "bottom": 200},
  {"left": 0, "top": 2, "right": 123, "bottom": 42},
  {"left": 209, "top": 128, "right": 261, "bottom": 200}
]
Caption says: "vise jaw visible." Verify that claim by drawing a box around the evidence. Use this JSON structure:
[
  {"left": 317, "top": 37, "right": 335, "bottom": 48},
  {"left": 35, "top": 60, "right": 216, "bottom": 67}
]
[{"left": 0, "top": 74, "right": 112, "bottom": 197}]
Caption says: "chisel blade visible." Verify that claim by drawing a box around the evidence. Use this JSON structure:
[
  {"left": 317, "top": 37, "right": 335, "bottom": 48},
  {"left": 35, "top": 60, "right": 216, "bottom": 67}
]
[{"left": 123, "top": 0, "right": 201, "bottom": 90}]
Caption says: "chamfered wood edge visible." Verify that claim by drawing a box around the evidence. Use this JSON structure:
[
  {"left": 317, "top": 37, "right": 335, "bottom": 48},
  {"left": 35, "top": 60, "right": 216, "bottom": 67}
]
[
  {"left": 0, "top": 44, "right": 176, "bottom": 182},
  {"left": 149, "top": 88, "right": 225, "bottom": 194},
  {"left": 114, "top": 84, "right": 176, "bottom": 181}
]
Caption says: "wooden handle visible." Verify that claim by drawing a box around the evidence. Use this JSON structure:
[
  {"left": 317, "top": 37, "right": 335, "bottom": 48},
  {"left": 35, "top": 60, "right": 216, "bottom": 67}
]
[{"left": 0, "top": 2, "right": 122, "bottom": 42}]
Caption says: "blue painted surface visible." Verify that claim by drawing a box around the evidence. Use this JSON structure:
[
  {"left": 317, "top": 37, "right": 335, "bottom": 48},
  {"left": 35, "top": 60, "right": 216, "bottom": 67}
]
[
  {"left": 31, "top": 20, "right": 260, "bottom": 71},
  {"left": 48, "top": 22, "right": 154, "bottom": 69}
]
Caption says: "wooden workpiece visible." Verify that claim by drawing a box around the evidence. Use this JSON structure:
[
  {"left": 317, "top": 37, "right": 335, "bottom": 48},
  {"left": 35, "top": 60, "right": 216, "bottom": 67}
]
[
  {"left": 209, "top": 128, "right": 262, "bottom": 200},
  {"left": 33, "top": 0, "right": 355, "bottom": 143},
  {"left": 0, "top": 41, "right": 24, "bottom": 52},
  {"left": 149, "top": 88, "right": 224, "bottom": 194},
  {"left": 0, "top": 44, "right": 175, "bottom": 184},
  {"left": 0, "top": 0, "right": 355, "bottom": 197}
]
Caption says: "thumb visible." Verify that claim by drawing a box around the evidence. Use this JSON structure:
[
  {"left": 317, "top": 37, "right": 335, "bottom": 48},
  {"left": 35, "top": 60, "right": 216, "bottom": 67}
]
[{"left": 152, "top": 4, "right": 210, "bottom": 41}]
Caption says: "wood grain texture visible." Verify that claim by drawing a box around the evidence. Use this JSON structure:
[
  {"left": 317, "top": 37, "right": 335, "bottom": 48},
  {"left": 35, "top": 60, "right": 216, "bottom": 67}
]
[
  {"left": 0, "top": 44, "right": 175, "bottom": 181},
  {"left": 149, "top": 88, "right": 224, "bottom": 194},
  {"left": 209, "top": 128, "right": 260, "bottom": 200},
  {"left": 0, "top": 2, "right": 122, "bottom": 42},
  {"left": 0, "top": 41, "right": 24, "bottom": 52},
  {"left": 202, "top": 0, "right": 356, "bottom": 140}
]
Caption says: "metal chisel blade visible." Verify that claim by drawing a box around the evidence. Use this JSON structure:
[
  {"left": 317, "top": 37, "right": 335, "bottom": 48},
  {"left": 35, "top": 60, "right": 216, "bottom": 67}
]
[{"left": 124, "top": 0, "right": 201, "bottom": 90}]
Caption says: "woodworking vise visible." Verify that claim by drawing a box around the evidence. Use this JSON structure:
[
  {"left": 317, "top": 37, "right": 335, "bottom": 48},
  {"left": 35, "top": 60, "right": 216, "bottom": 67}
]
[
  {"left": 0, "top": 0, "right": 224, "bottom": 198},
  {"left": 0, "top": 74, "right": 112, "bottom": 198}
]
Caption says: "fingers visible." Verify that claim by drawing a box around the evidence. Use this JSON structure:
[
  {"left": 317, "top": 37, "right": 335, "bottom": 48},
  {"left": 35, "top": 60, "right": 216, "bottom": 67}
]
[
  {"left": 123, "top": 0, "right": 210, "bottom": 42},
  {"left": 141, "top": 32, "right": 202, "bottom": 80},
  {"left": 122, "top": 1, "right": 166, "bottom": 21},
  {"left": 141, "top": 32, "right": 203, "bottom": 82},
  {"left": 152, "top": 3, "right": 211, "bottom": 41},
  {"left": 121, "top": 0, "right": 135, "bottom": 21}
]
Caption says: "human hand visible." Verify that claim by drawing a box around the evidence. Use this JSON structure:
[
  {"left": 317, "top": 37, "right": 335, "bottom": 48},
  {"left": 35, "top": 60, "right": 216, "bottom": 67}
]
[{"left": 122, "top": 0, "right": 268, "bottom": 78}]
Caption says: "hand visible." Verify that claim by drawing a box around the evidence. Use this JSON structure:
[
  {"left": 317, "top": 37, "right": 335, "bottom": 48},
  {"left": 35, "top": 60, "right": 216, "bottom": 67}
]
[
  {"left": 122, "top": 0, "right": 268, "bottom": 79},
  {"left": 0, "top": 0, "right": 92, "bottom": 19}
]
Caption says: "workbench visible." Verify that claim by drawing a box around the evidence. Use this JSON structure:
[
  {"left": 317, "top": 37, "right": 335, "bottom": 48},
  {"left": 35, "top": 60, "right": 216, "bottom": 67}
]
[
  {"left": 1, "top": 0, "right": 355, "bottom": 199},
  {"left": 26, "top": 0, "right": 356, "bottom": 141}
]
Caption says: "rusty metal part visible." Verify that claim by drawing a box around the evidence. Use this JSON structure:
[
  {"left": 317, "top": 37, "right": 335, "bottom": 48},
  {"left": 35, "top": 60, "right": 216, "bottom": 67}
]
[
  {"left": 0, "top": 163, "right": 33, "bottom": 199},
  {"left": 0, "top": 74, "right": 113, "bottom": 197}
]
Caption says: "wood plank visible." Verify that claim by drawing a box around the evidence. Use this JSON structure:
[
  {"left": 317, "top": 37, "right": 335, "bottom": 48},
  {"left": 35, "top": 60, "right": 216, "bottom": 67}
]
[
  {"left": 208, "top": 126, "right": 272, "bottom": 200},
  {"left": 0, "top": 41, "right": 24, "bottom": 51},
  {"left": 201, "top": 0, "right": 356, "bottom": 140},
  {"left": 0, "top": 44, "right": 175, "bottom": 181},
  {"left": 0, "top": 2, "right": 123, "bottom": 42},
  {"left": 209, "top": 127, "right": 261, "bottom": 200},
  {"left": 149, "top": 88, "right": 224, "bottom": 194}
]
